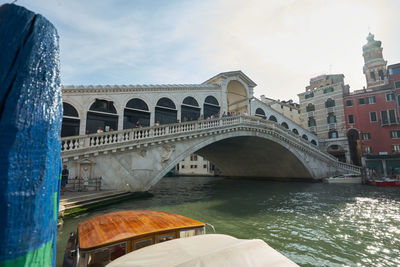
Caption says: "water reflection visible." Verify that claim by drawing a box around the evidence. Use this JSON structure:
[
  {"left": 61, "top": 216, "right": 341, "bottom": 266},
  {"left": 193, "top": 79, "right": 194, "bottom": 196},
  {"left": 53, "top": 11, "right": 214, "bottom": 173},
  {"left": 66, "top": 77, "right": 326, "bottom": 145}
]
[{"left": 57, "top": 177, "right": 400, "bottom": 266}]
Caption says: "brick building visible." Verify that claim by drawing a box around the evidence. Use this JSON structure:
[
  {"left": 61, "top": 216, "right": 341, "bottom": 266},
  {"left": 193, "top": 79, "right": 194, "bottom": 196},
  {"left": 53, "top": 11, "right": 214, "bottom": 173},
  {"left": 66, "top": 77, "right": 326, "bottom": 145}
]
[{"left": 343, "top": 33, "right": 400, "bottom": 176}]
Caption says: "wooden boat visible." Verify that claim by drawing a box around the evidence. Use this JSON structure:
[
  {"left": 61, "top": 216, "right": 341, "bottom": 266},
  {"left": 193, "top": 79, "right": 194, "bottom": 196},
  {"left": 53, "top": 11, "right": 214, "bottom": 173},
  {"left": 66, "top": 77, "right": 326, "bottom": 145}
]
[
  {"left": 369, "top": 178, "right": 400, "bottom": 186},
  {"left": 62, "top": 210, "right": 205, "bottom": 267}
]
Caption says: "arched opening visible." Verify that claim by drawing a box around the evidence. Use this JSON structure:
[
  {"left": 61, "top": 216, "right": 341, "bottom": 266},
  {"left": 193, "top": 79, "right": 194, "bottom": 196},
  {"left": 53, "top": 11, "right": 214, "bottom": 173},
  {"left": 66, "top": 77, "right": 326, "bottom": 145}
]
[
  {"left": 62, "top": 102, "right": 80, "bottom": 137},
  {"left": 86, "top": 99, "right": 118, "bottom": 134},
  {"left": 255, "top": 108, "right": 266, "bottom": 119},
  {"left": 203, "top": 96, "right": 220, "bottom": 119},
  {"left": 181, "top": 96, "right": 200, "bottom": 122},
  {"left": 155, "top": 97, "right": 177, "bottom": 125},
  {"left": 328, "top": 130, "right": 338, "bottom": 139},
  {"left": 325, "top": 98, "right": 335, "bottom": 108},
  {"left": 306, "top": 103, "right": 315, "bottom": 112},
  {"left": 308, "top": 118, "right": 316, "bottom": 127},
  {"left": 269, "top": 115, "right": 277, "bottom": 122},
  {"left": 123, "top": 98, "right": 150, "bottom": 129},
  {"left": 347, "top": 129, "right": 361, "bottom": 166},
  {"left": 327, "top": 144, "right": 346, "bottom": 163},
  {"left": 227, "top": 80, "right": 248, "bottom": 114},
  {"left": 292, "top": 128, "right": 299, "bottom": 135},
  {"left": 311, "top": 140, "right": 317, "bottom": 146},
  {"left": 281, "top": 122, "right": 289, "bottom": 129},
  {"left": 302, "top": 134, "right": 309, "bottom": 141}
]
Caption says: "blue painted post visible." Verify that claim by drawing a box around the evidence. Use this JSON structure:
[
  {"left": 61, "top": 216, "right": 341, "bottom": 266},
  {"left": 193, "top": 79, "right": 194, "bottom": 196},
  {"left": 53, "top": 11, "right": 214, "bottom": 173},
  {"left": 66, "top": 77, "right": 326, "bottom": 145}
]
[{"left": 0, "top": 4, "right": 62, "bottom": 267}]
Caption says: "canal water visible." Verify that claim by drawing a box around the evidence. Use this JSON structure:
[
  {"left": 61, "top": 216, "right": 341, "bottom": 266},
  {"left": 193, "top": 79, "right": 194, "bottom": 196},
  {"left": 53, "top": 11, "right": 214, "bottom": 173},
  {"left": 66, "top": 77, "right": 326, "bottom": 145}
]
[{"left": 57, "top": 177, "right": 400, "bottom": 266}]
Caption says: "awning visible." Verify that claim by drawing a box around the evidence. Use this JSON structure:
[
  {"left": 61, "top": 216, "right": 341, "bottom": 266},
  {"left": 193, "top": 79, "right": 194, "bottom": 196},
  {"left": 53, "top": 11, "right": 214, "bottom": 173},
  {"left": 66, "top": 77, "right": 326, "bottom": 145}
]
[{"left": 107, "top": 234, "right": 299, "bottom": 267}]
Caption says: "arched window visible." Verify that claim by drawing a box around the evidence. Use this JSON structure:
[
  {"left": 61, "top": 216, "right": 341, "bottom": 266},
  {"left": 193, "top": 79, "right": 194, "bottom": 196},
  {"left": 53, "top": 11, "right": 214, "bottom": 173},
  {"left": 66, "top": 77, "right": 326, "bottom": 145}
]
[
  {"left": 255, "top": 108, "right": 266, "bottom": 119},
  {"left": 182, "top": 96, "right": 200, "bottom": 122},
  {"left": 311, "top": 140, "right": 317, "bottom": 145},
  {"left": 327, "top": 114, "right": 336, "bottom": 124},
  {"left": 123, "top": 98, "right": 150, "bottom": 129},
  {"left": 292, "top": 128, "right": 299, "bottom": 135},
  {"left": 204, "top": 96, "right": 220, "bottom": 119},
  {"left": 325, "top": 98, "right": 335, "bottom": 108},
  {"left": 306, "top": 103, "right": 315, "bottom": 112},
  {"left": 302, "top": 134, "right": 309, "bottom": 141},
  {"left": 86, "top": 99, "right": 118, "bottom": 134},
  {"left": 62, "top": 102, "right": 80, "bottom": 137},
  {"left": 397, "top": 94, "right": 400, "bottom": 106},
  {"left": 308, "top": 118, "right": 316, "bottom": 127},
  {"left": 155, "top": 97, "right": 177, "bottom": 125},
  {"left": 281, "top": 122, "right": 289, "bottom": 129},
  {"left": 268, "top": 115, "right": 277, "bottom": 122},
  {"left": 329, "top": 130, "right": 338, "bottom": 139}
]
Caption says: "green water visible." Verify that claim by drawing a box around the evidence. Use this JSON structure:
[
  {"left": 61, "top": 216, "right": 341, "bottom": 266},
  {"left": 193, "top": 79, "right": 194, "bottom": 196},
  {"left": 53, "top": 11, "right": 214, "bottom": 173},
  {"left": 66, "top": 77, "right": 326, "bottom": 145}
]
[{"left": 56, "top": 177, "right": 400, "bottom": 266}]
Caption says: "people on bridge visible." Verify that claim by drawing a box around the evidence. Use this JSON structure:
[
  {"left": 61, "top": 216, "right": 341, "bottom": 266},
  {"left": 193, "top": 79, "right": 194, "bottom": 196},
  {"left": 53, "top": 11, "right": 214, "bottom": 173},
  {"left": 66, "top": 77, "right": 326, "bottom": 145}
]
[
  {"left": 61, "top": 165, "right": 69, "bottom": 195},
  {"left": 135, "top": 120, "right": 142, "bottom": 128},
  {"left": 97, "top": 127, "right": 103, "bottom": 133}
]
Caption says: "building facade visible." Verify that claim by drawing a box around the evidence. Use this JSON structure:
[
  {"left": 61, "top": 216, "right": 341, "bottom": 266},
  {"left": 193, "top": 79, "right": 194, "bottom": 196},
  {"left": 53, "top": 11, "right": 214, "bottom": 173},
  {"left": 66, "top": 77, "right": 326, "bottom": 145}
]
[
  {"left": 298, "top": 74, "right": 350, "bottom": 162},
  {"left": 343, "top": 33, "right": 400, "bottom": 176},
  {"left": 175, "top": 154, "right": 216, "bottom": 176},
  {"left": 260, "top": 95, "right": 303, "bottom": 126}
]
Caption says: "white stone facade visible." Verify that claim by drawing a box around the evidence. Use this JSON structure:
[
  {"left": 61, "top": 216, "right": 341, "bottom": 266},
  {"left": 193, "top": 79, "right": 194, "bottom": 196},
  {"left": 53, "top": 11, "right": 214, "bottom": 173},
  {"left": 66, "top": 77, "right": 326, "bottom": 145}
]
[{"left": 176, "top": 154, "right": 215, "bottom": 176}]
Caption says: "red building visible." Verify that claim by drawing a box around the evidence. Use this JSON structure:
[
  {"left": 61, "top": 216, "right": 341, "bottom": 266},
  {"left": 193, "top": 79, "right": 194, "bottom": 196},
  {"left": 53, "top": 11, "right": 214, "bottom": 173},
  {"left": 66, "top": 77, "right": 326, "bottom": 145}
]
[{"left": 343, "top": 33, "right": 400, "bottom": 176}]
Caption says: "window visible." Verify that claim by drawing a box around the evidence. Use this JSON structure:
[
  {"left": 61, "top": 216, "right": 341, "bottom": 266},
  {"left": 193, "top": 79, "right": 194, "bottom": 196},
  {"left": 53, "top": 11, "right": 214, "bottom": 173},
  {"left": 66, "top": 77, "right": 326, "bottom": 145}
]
[
  {"left": 305, "top": 92, "right": 314, "bottom": 99},
  {"left": 358, "top": 98, "right": 366, "bottom": 105},
  {"left": 386, "top": 93, "right": 395, "bottom": 101},
  {"left": 181, "top": 165, "right": 185, "bottom": 169},
  {"left": 370, "top": 112, "right": 377, "bottom": 122},
  {"left": 323, "top": 87, "right": 334, "bottom": 94},
  {"left": 370, "top": 71, "right": 376, "bottom": 81},
  {"left": 346, "top": 100, "right": 353, "bottom": 106},
  {"left": 325, "top": 98, "right": 335, "bottom": 108},
  {"left": 392, "top": 144, "right": 400, "bottom": 153},
  {"left": 281, "top": 105, "right": 284, "bottom": 109},
  {"left": 389, "top": 109, "right": 396, "bottom": 124},
  {"left": 190, "top": 154, "right": 198, "bottom": 161},
  {"left": 348, "top": 114, "right": 354, "bottom": 124},
  {"left": 361, "top": 133, "right": 371, "bottom": 140},
  {"left": 327, "top": 115, "right": 336, "bottom": 124},
  {"left": 203, "top": 164, "right": 207, "bottom": 168},
  {"left": 391, "top": 130, "right": 400, "bottom": 138},
  {"left": 395, "top": 81, "right": 400, "bottom": 89},
  {"left": 306, "top": 104, "right": 315, "bottom": 112},
  {"left": 367, "top": 96, "right": 376, "bottom": 104},
  {"left": 363, "top": 146, "right": 372, "bottom": 154},
  {"left": 329, "top": 130, "right": 338, "bottom": 139},
  {"left": 308, "top": 118, "right": 316, "bottom": 127},
  {"left": 381, "top": 110, "right": 389, "bottom": 125},
  {"left": 378, "top": 70, "right": 384, "bottom": 80}
]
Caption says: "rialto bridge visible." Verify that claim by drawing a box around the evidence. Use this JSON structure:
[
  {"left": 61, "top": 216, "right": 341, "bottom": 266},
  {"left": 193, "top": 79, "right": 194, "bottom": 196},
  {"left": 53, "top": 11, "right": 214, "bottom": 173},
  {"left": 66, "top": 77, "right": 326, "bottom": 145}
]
[{"left": 61, "top": 71, "right": 361, "bottom": 191}]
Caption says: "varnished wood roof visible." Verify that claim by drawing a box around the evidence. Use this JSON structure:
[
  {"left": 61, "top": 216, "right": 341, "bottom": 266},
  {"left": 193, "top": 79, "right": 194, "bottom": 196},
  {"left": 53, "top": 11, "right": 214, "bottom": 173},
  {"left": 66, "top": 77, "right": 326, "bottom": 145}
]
[{"left": 78, "top": 210, "right": 205, "bottom": 250}]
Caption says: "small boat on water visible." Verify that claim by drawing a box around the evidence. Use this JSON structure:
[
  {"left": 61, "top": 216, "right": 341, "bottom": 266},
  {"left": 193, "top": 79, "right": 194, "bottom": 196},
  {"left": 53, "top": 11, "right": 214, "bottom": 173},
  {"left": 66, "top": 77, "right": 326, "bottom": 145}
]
[
  {"left": 369, "top": 177, "right": 400, "bottom": 186},
  {"left": 323, "top": 174, "right": 362, "bottom": 184},
  {"left": 62, "top": 210, "right": 206, "bottom": 267},
  {"left": 63, "top": 210, "right": 299, "bottom": 267}
]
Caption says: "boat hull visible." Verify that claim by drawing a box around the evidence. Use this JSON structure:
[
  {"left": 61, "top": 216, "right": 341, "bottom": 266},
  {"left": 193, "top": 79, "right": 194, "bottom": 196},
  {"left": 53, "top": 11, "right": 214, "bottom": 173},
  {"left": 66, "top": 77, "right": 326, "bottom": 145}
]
[{"left": 369, "top": 180, "right": 400, "bottom": 186}]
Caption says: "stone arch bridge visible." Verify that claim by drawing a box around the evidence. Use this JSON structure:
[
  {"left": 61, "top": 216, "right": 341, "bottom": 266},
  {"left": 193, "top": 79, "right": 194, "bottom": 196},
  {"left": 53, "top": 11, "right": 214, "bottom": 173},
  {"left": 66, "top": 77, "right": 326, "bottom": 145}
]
[{"left": 61, "top": 115, "right": 361, "bottom": 191}]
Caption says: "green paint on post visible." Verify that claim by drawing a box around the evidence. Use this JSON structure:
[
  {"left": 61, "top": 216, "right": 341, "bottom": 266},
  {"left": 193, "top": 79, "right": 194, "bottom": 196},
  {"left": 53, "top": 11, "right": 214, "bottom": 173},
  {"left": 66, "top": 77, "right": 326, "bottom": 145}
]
[
  {"left": 0, "top": 240, "right": 53, "bottom": 267},
  {"left": 53, "top": 192, "right": 58, "bottom": 221}
]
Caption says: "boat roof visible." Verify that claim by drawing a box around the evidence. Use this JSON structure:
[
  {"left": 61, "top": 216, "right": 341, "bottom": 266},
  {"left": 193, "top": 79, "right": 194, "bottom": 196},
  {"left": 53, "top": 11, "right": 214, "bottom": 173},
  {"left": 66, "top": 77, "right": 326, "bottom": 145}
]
[
  {"left": 78, "top": 210, "right": 205, "bottom": 250},
  {"left": 106, "top": 234, "right": 299, "bottom": 267}
]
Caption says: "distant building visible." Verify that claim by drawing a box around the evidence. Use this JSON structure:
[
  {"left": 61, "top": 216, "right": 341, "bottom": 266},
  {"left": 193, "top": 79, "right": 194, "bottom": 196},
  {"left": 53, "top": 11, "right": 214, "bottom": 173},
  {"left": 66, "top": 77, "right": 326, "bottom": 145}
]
[
  {"left": 298, "top": 74, "right": 350, "bottom": 162},
  {"left": 343, "top": 33, "right": 400, "bottom": 176},
  {"left": 260, "top": 95, "right": 303, "bottom": 126},
  {"left": 176, "top": 154, "right": 216, "bottom": 176}
]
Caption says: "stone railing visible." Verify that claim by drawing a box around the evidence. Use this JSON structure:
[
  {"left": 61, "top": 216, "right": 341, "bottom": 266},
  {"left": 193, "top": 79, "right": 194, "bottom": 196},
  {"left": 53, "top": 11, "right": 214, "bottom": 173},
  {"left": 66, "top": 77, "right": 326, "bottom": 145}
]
[{"left": 61, "top": 115, "right": 361, "bottom": 174}]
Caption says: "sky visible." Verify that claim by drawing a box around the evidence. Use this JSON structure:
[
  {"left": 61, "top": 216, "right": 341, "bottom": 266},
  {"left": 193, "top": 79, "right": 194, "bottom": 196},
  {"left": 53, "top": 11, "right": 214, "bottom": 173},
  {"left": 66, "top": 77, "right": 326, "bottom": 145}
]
[{"left": 3, "top": 0, "right": 400, "bottom": 101}]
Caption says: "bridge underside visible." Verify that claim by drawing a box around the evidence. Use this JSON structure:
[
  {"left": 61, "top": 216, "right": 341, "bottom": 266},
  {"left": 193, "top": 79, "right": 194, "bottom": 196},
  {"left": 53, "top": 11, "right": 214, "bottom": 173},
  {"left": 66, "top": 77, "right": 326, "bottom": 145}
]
[{"left": 196, "top": 136, "right": 313, "bottom": 179}]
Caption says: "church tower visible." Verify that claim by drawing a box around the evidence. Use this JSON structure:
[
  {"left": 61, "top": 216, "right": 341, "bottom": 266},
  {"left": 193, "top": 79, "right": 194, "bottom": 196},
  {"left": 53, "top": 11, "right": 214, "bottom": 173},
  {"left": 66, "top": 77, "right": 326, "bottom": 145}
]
[{"left": 362, "top": 33, "right": 387, "bottom": 88}]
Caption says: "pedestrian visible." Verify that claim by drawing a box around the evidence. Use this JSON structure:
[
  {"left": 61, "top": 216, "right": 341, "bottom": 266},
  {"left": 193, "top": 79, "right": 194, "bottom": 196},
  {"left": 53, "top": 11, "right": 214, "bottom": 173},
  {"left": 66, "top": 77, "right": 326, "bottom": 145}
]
[
  {"left": 97, "top": 127, "right": 103, "bottom": 133},
  {"left": 61, "top": 165, "right": 69, "bottom": 195},
  {"left": 135, "top": 120, "right": 141, "bottom": 128},
  {"left": 155, "top": 120, "right": 160, "bottom": 126}
]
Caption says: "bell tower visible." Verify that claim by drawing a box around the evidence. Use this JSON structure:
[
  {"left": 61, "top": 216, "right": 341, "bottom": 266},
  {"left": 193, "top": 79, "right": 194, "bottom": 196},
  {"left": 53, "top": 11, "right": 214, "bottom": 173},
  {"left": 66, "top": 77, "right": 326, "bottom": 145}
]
[{"left": 362, "top": 33, "right": 387, "bottom": 88}]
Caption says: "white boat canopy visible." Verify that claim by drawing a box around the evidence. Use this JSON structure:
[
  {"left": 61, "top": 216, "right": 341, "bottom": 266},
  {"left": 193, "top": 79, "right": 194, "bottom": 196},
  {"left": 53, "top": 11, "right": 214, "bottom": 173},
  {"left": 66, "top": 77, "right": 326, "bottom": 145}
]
[{"left": 107, "top": 234, "right": 299, "bottom": 267}]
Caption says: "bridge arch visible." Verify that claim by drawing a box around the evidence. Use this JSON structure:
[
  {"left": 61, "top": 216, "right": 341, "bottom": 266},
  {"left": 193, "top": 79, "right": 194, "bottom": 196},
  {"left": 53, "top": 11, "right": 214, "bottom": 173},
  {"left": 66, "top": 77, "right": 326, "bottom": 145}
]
[
  {"left": 227, "top": 80, "right": 248, "bottom": 114},
  {"left": 86, "top": 98, "right": 118, "bottom": 134},
  {"left": 281, "top": 122, "right": 289, "bottom": 129},
  {"left": 123, "top": 98, "right": 150, "bottom": 129},
  {"left": 62, "top": 102, "right": 80, "bottom": 137},
  {"left": 147, "top": 132, "right": 315, "bottom": 189},
  {"left": 204, "top": 96, "right": 220, "bottom": 118},
  {"left": 255, "top": 108, "right": 266, "bottom": 119},
  {"left": 292, "top": 128, "right": 299, "bottom": 135},
  {"left": 268, "top": 115, "right": 277, "bottom": 122},
  {"left": 155, "top": 97, "right": 177, "bottom": 124},
  {"left": 181, "top": 96, "right": 200, "bottom": 121},
  {"left": 302, "top": 134, "right": 309, "bottom": 141}
]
